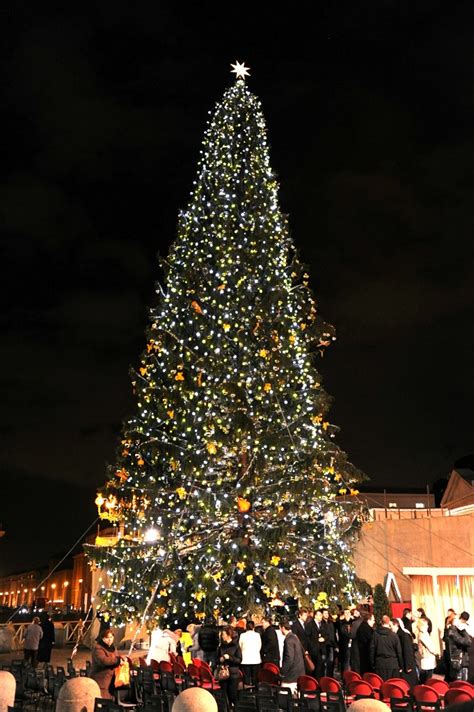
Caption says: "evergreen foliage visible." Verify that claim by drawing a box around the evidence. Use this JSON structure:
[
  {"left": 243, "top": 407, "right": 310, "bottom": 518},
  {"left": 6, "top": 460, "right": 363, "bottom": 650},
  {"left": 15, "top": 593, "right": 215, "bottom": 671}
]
[
  {"left": 373, "top": 583, "right": 391, "bottom": 624},
  {"left": 86, "top": 77, "right": 363, "bottom": 626}
]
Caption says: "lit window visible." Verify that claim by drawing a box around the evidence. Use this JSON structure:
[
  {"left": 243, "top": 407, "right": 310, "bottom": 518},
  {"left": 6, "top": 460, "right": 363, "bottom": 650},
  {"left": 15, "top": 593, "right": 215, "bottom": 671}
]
[
  {"left": 388, "top": 502, "right": 397, "bottom": 508},
  {"left": 415, "top": 502, "right": 425, "bottom": 508}
]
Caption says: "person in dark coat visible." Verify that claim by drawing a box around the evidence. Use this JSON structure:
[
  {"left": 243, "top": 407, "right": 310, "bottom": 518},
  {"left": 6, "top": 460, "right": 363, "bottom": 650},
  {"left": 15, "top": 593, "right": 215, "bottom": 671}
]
[
  {"left": 356, "top": 613, "right": 375, "bottom": 675},
  {"left": 393, "top": 618, "right": 418, "bottom": 688},
  {"left": 198, "top": 619, "right": 220, "bottom": 668},
  {"left": 336, "top": 609, "right": 352, "bottom": 673},
  {"left": 217, "top": 625, "right": 242, "bottom": 707},
  {"left": 401, "top": 609, "right": 415, "bottom": 638},
  {"left": 261, "top": 616, "right": 280, "bottom": 666},
  {"left": 91, "top": 628, "right": 124, "bottom": 699},
  {"left": 305, "top": 609, "right": 326, "bottom": 679},
  {"left": 349, "top": 609, "right": 363, "bottom": 673},
  {"left": 37, "top": 613, "right": 55, "bottom": 663},
  {"left": 280, "top": 619, "right": 306, "bottom": 695},
  {"left": 370, "top": 615, "right": 403, "bottom": 681},
  {"left": 291, "top": 608, "right": 311, "bottom": 652},
  {"left": 321, "top": 609, "right": 336, "bottom": 677},
  {"left": 447, "top": 613, "right": 472, "bottom": 682}
]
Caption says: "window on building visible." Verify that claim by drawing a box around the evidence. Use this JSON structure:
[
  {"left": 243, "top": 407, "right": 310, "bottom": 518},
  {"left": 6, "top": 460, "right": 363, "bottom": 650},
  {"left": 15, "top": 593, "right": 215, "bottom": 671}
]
[
  {"left": 415, "top": 502, "right": 425, "bottom": 508},
  {"left": 388, "top": 502, "right": 398, "bottom": 508}
]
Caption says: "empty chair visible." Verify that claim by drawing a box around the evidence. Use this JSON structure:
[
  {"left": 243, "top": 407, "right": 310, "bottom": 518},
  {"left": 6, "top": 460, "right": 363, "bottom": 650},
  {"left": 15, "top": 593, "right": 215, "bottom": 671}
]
[
  {"left": 297, "top": 676, "right": 319, "bottom": 694},
  {"left": 116, "top": 686, "right": 138, "bottom": 710},
  {"left": 187, "top": 663, "right": 201, "bottom": 685},
  {"left": 449, "top": 680, "right": 474, "bottom": 690},
  {"left": 412, "top": 685, "right": 441, "bottom": 712},
  {"left": 319, "top": 677, "right": 345, "bottom": 712},
  {"left": 319, "top": 678, "right": 342, "bottom": 694},
  {"left": 343, "top": 670, "right": 362, "bottom": 687},
  {"left": 159, "top": 661, "right": 173, "bottom": 674},
  {"left": 386, "top": 678, "right": 411, "bottom": 695},
  {"left": 262, "top": 663, "right": 280, "bottom": 675},
  {"left": 297, "top": 676, "right": 319, "bottom": 710},
  {"left": 380, "top": 681, "right": 409, "bottom": 703},
  {"left": 94, "top": 698, "right": 121, "bottom": 712},
  {"left": 199, "top": 667, "right": 220, "bottom": 691},
  {"left": 444, "top": 688, "right": 474, "bottom": 706},
  {"left": 362, "top": 672, "right": 383, "bottom": 693},
  {"left": 346, "top": 679, "right": 375, "bottom": 701},
  {"left": 257, "top": 669, "right": 280, "bottom": 687},
  {"left": 423, "top": 679, "right": 448, "bottom": 698}
]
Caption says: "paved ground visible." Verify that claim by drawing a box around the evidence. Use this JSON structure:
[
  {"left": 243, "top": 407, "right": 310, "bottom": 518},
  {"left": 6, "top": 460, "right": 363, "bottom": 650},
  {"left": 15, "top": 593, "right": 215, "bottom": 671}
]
[{"left": 0, "top": 645, "right": 144, "bottom": 671}]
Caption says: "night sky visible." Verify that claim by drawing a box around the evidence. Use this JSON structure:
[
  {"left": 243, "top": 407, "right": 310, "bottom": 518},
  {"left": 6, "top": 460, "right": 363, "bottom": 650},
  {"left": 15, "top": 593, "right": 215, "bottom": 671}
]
[{"left": 1, "top": 2, "right": 473, "bottom": 574}]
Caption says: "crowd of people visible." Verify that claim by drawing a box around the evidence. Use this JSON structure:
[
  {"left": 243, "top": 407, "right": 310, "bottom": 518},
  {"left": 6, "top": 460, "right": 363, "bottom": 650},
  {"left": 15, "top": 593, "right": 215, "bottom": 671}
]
[
  {"left": 21, "top": 603, "right": 471, "bottom": 706},
  {"left": 85, "top": 605, "right": 472, "bottom": 705}
]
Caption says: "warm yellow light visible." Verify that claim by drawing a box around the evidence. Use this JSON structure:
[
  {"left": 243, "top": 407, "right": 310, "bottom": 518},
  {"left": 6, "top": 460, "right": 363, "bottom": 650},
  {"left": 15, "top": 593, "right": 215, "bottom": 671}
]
[
  {"left": 63, "top": 581, "right": 69, "bottom": 587},
  {"left": 51, "top": 583, "right": 56, "bottom": 589}
]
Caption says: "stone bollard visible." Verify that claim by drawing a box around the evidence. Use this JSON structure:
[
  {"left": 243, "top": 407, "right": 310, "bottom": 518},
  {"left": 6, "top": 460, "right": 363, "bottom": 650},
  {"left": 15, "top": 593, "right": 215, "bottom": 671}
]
[
  {"left": 54, "top": 623, "right": 66, "bottom": 649},
  {"left": 173, "top": 688, "right": 218, "bottom": 712},
  {"left": 0, "top": 671, "right": 16, "bottom": 712},
  {"left": 56, "top": 677, "right": 101, "bottom": 712},
  {"left": 349, "top": 700, "right": 390, "bottom": 712}
]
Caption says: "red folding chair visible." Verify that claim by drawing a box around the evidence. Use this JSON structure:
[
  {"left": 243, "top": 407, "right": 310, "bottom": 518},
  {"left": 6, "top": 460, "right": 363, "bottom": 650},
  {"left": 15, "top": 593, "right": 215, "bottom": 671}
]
[
  {"left": 412, "top": 684, "right": 441, "bottom": 711},
  {"left": 386, "top": 678, "right": 411, "bottom": 695},
  {"left": 319, "top": 676, "right": 344, "bottom": 709},
  {"left": 199, "top": 666, "right": 221, "bottom": 690},
  {"left": 257, "top": 669, "right": 280, "bottom": 687},
  {"left": 346, "top": 679, "right": 375, "bottom": 702},
  {"left": 149, "top": 659, "right": 161, "bottom": 679},
  {"left": 297, "top": 676, "right": 319, "bottom": 693},
  {"left": 380, "top": 681, "right": 408, "bottom": 704},
  {"left": 297, "top": 675, "right": 319, "bottom": 705},
  {"left": 444, "top": 688, "right": 474, "bottom": 706},
  {"left": 363, "top": 672, "right": 384, "bottom": 695},
  {"left": 187, "top": 662, "right": 201, "bottom": 685},
  {"left": 449, "top": 681, "right": 474, "bottom": 690},
  {"left": 262, "top": 662, "right": 280, "bottom": 675},
  {"left": 343, "top": 670, "right": 362, "bottom": 687},
  {"left": 424, "top": 679, "right": 448, "bottom": 698},
  {"left": 191, "top": 658, "right": 203, "bottom": 668},
  {"left": 159, "top": 660, "right": 173, "bottom": 674}
]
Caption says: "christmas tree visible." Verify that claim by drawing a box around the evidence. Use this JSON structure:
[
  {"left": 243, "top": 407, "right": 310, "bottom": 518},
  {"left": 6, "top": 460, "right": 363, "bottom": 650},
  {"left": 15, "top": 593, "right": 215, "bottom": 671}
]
[{"left": 87, "top": 63, "right": 363, "bottom": 626}]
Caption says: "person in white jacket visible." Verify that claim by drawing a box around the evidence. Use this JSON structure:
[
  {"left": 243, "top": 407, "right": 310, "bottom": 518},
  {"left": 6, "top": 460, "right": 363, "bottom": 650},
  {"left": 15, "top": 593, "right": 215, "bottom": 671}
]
[
  {"left": 239, "top": 621, "right": 262, "bottom": 686},
  {"left": 146, "top": 628, "right": 177, "bottom": 665}
]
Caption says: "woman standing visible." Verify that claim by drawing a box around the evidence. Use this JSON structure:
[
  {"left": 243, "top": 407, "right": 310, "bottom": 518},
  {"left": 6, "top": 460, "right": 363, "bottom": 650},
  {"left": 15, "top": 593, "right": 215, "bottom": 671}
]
[
  {"left": 91, "top": 628, "right": 124, "bottom": 699},
  {"left": 217, "top": 626, "right": 242, "bottom": 708},
  {"left": 416, "top": 618, "right": 437, "bottom": 683}
]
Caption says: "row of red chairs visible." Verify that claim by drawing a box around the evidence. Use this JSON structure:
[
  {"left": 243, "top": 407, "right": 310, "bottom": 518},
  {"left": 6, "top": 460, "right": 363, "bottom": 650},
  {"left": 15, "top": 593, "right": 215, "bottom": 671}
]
[
  {"left": 303, "top": 673, "right": 474, "bottom": 708},
  {"left": 343, "top": 670, "right": 474, "bottom": 699}
]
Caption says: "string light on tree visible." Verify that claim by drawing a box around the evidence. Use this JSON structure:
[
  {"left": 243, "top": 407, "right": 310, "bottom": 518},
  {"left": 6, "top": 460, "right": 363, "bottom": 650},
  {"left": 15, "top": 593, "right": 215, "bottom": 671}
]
[{"left": 87, "top": 64, "right": 364, "bottom": 626}]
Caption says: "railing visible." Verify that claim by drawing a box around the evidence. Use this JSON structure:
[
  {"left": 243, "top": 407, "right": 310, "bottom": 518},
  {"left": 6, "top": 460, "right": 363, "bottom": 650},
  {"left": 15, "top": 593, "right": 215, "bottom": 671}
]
[{"left": 0, "top": 619, "right": 94, "bottom": 650}]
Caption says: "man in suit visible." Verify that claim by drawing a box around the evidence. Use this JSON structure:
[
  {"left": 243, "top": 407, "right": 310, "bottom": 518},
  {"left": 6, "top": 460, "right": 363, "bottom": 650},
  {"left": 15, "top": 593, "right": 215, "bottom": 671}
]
[
  {"left": 291, "top": 607, "right": 311, "bottom": 652},
  {"left": 261, "top": 616, "right": 281, "bottom": 667},
  {"left": 280, "top": 619, "right": 306, "bottom": 695},
  {"left": 305, "top": 609, "right": 327, "bottom": 678}
]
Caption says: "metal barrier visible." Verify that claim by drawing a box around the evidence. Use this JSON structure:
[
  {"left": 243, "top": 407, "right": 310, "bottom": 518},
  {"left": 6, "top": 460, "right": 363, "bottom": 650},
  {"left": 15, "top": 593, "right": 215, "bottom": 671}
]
[{"left": 0, "top": 619, "right": 94, "bottom": 650}]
